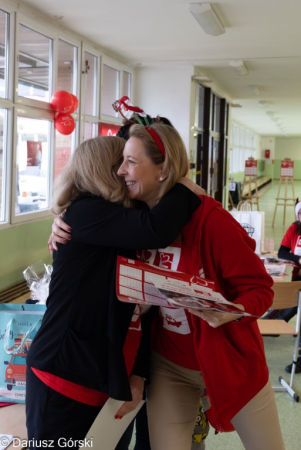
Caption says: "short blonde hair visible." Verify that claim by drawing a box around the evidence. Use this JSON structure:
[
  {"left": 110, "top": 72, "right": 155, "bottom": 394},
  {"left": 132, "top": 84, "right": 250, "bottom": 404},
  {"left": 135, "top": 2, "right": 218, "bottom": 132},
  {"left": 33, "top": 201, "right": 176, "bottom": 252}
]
[
  {"left": 129, "top": 124, "right": 189, "bottom": 202},
  {"left": 52, "top": 136, "right": 128, "bottom": 215}
]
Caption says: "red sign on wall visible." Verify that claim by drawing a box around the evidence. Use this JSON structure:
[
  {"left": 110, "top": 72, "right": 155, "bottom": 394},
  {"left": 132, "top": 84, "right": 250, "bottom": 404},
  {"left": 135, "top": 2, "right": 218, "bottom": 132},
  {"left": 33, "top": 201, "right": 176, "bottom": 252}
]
[
  {"left": 280, "top": 160, "right": 294, "bottom": 178},
  {"left": 245, "top": 160, "right": 257, "bottom": 176},
  {"left": 98, "top": 122, "right": 121, "bottom": 136}
]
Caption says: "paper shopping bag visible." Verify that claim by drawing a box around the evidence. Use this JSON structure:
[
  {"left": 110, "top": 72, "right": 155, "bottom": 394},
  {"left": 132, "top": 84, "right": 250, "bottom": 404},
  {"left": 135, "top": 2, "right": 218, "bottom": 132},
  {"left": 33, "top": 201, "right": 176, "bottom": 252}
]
[
  {"left": 230, "top": 210, "right": 265, "bottom": 254},
  {"left": 0, "top": 303, "right": 46, "bottom": 403}
]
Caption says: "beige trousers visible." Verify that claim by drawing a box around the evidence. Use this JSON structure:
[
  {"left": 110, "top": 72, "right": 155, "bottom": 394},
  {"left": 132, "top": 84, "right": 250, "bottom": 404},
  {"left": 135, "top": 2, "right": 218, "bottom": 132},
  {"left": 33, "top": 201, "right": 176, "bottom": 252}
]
[
  {"left": 147, "top": 352, "right": 204, "bottom": 450},
  {"left": 231, "top": 379, "right": 285, "bottom": 450},
  {"left": 147, "top": 352, "right": 285, "bottom": 450}
]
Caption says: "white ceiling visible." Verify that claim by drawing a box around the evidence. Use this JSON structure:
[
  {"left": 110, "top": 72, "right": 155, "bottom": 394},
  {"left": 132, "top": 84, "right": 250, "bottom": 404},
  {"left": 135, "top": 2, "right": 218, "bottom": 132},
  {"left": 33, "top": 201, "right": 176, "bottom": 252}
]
[{"left": 17, "top": 0, "right": 301, "bottom": 137}]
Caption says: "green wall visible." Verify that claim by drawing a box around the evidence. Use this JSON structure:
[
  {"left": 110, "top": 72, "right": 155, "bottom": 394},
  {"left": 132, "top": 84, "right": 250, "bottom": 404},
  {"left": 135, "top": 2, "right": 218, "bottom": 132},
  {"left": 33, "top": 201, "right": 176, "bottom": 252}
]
[
  {"left": 0, "top": 218, "right": 53, "bottom": 291},
  {"left": 231, "top": 159, "right": 301, "bottom": 181}
]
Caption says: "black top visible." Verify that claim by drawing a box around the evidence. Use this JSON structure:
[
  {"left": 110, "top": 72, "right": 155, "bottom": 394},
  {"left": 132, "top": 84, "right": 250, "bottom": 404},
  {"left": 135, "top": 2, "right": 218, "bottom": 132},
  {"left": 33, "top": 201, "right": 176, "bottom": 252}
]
[
  {"left": 278, "top": 245, "right": 301, "bottom": 264},
  {"left": 27, "top": 184, "right": 201, "bottom": 401}
]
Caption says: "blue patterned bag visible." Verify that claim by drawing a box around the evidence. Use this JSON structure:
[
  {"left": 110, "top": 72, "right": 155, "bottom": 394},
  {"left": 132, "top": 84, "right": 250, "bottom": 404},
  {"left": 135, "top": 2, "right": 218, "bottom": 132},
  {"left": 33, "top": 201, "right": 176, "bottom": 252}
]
[{"left": 0, "top": 303, "right": 46, "bottom": 403}]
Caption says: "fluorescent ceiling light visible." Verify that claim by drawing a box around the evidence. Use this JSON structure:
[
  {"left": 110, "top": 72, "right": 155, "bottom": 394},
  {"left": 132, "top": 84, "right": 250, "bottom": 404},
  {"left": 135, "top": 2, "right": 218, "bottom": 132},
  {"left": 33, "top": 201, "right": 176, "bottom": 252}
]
[
  {"left": 189, "top": 3, "right": 225, "bottom": 36},
  {"left": 191, "top": 75, "right": 212, "bottom": 82},
  {"left": 248, "top": 85, "right": 261, "bottom": 96},
  {"left": 230, "top": 103, "right": 242, "bottom": 108},
  {"left": 229, "top": 60, "right": 249, "bottom": 76}
]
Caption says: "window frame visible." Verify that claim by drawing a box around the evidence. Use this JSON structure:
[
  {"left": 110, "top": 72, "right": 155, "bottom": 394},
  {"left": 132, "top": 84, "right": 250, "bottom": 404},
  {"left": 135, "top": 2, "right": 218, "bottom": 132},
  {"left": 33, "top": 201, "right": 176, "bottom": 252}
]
[
  {"left": 79, "top": 43, "right": 100, "bottom": 142},
  {"left": 11, "top": 105, "right": 54, "bottom": 225},
  {"left": 14, "top": 13, "right": 57, "bottom": 111},
  {"left": 100, "top": 55, "right": 133, "bottom": 125}
]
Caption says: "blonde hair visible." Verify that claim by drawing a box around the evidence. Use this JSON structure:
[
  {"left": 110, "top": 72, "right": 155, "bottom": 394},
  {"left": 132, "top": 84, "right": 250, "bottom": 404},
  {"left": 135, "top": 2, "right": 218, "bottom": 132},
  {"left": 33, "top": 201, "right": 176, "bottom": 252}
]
[
  {"left": 129, "top": 124, "right": 189, "bottom": 202},
  {"left": 52, "top": 136, "right": 128, "bottom": 215}
]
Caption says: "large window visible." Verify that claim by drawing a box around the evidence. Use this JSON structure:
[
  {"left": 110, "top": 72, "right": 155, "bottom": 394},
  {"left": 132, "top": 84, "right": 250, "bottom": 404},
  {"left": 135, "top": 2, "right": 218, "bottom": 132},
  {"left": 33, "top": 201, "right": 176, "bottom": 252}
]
[
  {"left": 0, "top": 108, "right": 7, "bottom": 222},
  {"left": 18, "top": 25, "right": 52, "bottom": 102},
  {"left": 230, "top": 123, "right": 256, "bottom": 175},
  {"left": 15, "top": 116, "right": 52, "bottom": 215},
  {"left": 101, "top": 64, "right": 120, "bottom": 116},
  {"left": 0, "top": 10, "right": 8, "bottom": 99},
  {"left": 57, "top": 39, "right": 78, "bottom": 99},
  {"left": 0, "top": 4, "right": 133, "bottom": 227}
]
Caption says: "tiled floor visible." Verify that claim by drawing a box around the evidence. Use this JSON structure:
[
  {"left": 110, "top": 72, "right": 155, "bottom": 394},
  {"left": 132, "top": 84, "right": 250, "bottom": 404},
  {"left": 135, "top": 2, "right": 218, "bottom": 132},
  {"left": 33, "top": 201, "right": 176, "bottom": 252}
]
[{"left": 130, "top": 180, "right": 301, "bottom": 450}]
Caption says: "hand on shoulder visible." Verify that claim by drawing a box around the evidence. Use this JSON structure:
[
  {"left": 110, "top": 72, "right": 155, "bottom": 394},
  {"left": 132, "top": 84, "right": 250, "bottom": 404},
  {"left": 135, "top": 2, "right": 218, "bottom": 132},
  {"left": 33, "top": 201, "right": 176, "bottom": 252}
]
[{"left": 178, "top": 177, "right": 206, "bottom": 197}]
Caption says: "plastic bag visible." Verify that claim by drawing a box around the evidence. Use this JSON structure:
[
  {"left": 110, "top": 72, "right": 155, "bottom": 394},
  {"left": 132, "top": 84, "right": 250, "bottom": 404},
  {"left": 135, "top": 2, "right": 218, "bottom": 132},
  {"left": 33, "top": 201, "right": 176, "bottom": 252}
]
[{"left": 23, "top": 260, "right": 53, "bottom": 304}]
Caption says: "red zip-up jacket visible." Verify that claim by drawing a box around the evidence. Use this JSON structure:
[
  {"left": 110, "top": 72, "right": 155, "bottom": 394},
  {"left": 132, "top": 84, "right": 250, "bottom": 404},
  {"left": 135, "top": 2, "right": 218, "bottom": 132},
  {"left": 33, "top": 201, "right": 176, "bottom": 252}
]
[{"left": 179, "top": 195, "right": 273, "bottom": 432}]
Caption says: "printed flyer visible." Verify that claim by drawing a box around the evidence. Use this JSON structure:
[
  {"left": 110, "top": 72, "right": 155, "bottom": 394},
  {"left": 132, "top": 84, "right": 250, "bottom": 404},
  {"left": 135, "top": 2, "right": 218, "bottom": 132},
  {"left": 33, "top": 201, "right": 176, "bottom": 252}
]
[{"left": 116, "top": 256, "right": 253, "bottom": 316}]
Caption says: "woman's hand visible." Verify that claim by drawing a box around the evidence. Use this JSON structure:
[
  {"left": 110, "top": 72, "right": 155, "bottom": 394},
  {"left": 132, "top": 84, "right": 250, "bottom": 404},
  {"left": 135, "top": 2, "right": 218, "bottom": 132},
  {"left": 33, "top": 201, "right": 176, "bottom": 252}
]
[
  {"left": 47, "top": 213, "right": 71, "bottom": 253},
  {"left": 178, "top": 177, "right": 206, "bottom": 197},
  {"left": 114, "top": 375, "right": 145, "bottom": 419},
  {"left": 188, "top": 303, "right": 245, "bottom": 328}
]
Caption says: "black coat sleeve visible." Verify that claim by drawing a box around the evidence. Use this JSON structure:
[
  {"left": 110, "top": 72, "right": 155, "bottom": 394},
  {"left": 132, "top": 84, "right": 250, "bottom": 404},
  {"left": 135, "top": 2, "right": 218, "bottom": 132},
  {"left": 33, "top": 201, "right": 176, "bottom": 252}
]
[
  {"left": 278, "top": 245, "right": 301, "bottom": 264},
  {"left": 66, "top": 184, "right": 201, "bottom": 249}
]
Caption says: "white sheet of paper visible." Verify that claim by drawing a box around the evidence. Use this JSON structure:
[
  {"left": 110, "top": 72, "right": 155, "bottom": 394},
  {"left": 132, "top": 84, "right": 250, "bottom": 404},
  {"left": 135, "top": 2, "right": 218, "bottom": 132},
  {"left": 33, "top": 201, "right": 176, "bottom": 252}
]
[
  {"left": 0, "top": 434, "right": 13, "bottom": 450},
  {"left": 81, "top": 398, "right": 145, "bottom": 449}
]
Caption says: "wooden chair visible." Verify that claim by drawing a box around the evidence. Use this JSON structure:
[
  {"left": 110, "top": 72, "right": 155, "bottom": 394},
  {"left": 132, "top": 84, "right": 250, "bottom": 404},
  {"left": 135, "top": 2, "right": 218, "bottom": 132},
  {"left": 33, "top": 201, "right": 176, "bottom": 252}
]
[{"left": 257, "top": 281, "right": 301, "bottom": 402}]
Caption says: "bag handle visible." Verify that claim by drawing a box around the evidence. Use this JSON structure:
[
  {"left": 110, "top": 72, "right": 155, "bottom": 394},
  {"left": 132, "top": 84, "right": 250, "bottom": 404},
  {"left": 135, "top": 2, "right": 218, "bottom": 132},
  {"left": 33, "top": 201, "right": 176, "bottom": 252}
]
[{"left": 238, "top": 200, "right": 252, "bottom": 211}]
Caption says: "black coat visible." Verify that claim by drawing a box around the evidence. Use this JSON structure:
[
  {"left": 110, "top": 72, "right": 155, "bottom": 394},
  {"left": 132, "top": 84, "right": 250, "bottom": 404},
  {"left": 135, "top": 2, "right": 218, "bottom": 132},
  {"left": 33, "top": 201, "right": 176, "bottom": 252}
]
[{"left": 27, "top": 184, "right": 201, "bottom": 401}]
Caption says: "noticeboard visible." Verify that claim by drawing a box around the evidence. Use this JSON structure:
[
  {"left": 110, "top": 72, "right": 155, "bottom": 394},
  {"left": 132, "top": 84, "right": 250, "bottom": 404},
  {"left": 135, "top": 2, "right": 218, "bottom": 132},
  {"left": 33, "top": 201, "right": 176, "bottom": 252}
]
[
  {"left": 245, "top": 159, "right": 257, "bottom": 176},
  {"left": 280, "top": 160, "right": 294, "bottom": 178}
]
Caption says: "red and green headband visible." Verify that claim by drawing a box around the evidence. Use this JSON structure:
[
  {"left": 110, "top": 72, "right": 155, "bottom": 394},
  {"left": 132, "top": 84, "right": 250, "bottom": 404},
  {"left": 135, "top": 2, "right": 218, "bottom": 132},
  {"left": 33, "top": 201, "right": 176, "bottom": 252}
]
[{"left": 144, "top": 127, "right": 165, "bottom": 159}]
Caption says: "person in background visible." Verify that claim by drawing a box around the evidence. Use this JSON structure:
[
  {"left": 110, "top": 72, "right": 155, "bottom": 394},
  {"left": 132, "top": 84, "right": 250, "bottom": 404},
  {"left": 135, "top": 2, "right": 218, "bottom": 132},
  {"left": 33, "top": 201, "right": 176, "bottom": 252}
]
[
  {"left": 264, "top": 198, "right": 301, "bottom": 374},
  {"left": 26, "top": 135, "right": 201, "bottom": 450},
  {"left": 50, "top": 123, "right": 285, "bottom": 450}
]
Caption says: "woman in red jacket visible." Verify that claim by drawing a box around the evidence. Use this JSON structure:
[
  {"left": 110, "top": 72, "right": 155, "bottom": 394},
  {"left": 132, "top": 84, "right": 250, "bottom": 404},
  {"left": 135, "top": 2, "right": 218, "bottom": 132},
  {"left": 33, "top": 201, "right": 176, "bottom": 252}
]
[
  {"left": 51, "top": 124, "right": 285, "bottom": 450},
  {"left": 271, "top": 199, "right": 301, "bottom": 373}
]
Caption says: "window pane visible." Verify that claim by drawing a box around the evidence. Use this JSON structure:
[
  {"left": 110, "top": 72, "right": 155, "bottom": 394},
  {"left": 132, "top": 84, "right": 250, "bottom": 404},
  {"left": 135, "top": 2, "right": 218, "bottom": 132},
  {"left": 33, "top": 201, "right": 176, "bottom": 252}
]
[
  {"left": 54, "top": 131, "right": 73, "bottom": 178},
  {"left": 16, "top": 117, "right": 51, "bottom": 214},
  {"left": 18, "top": 25, "right": 52, "bottom": 102},
  {"left": 57, "top": 40, "right": 78, "bottom": 103},
  {"left": 83, "top": 52, "right": 98, "bottom": 116},
  {"left": 0, "top": 10, "right": 8, "bottom": 99},
  {"left": 83, "top": 122, "right": 97, "bottom": 141},
  {"left": 101, "top": 65, "right": 120, "bottom": 116},
  {"left": 122, "top": 71, "right": 132, "bottom": 98},
  {"left": 0, "top": 108, "right": 7, "bottom": 222}
]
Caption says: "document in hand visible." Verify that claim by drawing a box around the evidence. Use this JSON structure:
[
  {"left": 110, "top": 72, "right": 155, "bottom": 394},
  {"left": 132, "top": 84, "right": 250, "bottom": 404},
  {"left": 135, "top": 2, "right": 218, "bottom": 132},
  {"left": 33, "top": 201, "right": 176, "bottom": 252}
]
[{"left": 116, "top": 256, "right": 253, "bottom": 316}]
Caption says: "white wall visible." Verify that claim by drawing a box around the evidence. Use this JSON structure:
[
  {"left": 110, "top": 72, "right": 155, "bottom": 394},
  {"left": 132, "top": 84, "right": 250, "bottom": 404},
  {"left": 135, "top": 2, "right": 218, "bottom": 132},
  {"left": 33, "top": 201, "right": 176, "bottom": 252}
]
[
  {"left": 259, "top": 136, "right": 275, "bottom": 159},
  {"left": 275, "top": 137, "right": 301, "bottom": 160},
  {"left": 133, "top": 66, "right": 194, "bottom": 150}
]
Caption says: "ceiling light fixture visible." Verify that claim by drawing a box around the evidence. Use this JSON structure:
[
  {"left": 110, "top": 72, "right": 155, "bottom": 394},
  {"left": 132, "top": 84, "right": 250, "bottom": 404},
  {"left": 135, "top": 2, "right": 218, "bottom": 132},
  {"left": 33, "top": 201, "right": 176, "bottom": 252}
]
[
  {"left": 189, "top": 3, "right": 225, "bottom": 36},
  {"left": 266, "top": 111, "right": 275, "bottom": 116},
  {"left": 258, "top": 100, "right": 268, "bottom": 106},
  {"left": 191, "top": 75, "right": 212, "bottom": 82},
  {"left": 230, "top": 103, "right": 242, "bottom": 108},
  {"left": 229, "top": 60, "right": 249, "bottom": 76}
]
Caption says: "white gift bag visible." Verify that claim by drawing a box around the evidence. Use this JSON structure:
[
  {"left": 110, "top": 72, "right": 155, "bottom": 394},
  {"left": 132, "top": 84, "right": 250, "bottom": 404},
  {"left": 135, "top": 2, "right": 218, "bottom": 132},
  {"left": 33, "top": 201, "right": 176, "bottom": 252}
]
[{"left": 230, "top": 210, "right": 265, "bottom": 254}]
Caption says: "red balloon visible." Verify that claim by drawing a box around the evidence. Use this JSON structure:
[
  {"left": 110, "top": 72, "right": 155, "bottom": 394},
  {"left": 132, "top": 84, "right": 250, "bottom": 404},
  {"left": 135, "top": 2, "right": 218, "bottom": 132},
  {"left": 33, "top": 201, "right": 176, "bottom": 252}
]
[
  {"left": 54, "top": 113, "right": 75, "bottom": 135},
  {"left": 51, "top": 91, "right": 73, "bottom": 113},
  {"left": 69, "top": 94, "right": 79, "bottom": 113}
]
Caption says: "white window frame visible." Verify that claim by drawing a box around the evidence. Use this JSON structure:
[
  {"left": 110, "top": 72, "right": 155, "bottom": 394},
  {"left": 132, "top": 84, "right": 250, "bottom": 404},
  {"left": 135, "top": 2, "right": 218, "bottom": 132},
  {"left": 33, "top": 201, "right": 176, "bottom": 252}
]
[
  {"left": 101, "top": 55, "right": 123, "bottom": 125},
  {"left": 79, "top": 43, "right": 100, "bottom": 142},
  {"left": 11, "top": 105, "right": 54, "bottom": 224},
  {"left": 0, "top": 106, "right": 13, "bottom": 229}
]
